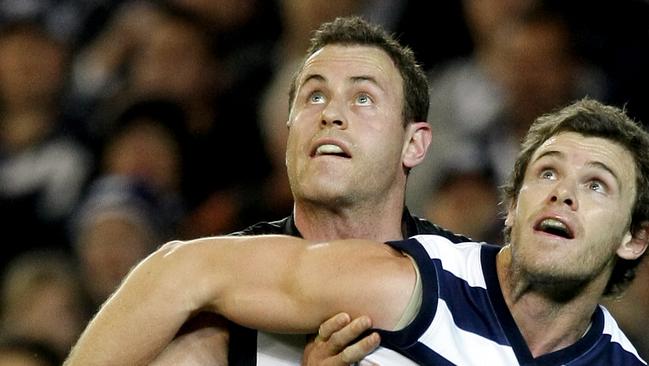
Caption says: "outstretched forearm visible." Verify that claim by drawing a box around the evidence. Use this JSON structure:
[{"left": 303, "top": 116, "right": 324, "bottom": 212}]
[
  {"left": 65, "top": 240, "right": 200, "bottom": 365},
  {"left": 66, "top": 236, "right": 303, "bottom": 365},
  {"left": 65, "top": 235, "right": 414, "bottom": 365}
]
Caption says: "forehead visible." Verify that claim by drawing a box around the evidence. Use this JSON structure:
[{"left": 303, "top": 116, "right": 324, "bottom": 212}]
[
  {"left": 531, "top": 131, "right": 637, "bottom": 183},
  {"left": 298, "top": 44, "right": 402, "bottom": 88}
]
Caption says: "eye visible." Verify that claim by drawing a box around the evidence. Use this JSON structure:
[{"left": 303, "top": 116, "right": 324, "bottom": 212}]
[
  {"left": 540, "top": 169, "right": 556, "bottom": 180},
  {"left": 309, "top": 91, "right": 325, "bottom": 104},
  {"left": 355, "top": 93, "right": 373, "bottom": 105},
  {"left": 588, "top": 180, "right": 606, "bottom": 193}
]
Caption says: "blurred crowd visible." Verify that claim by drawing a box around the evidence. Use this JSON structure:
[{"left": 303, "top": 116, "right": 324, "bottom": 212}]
[{"left": 0, "top": 0, "right": 647, "bottom": 363}]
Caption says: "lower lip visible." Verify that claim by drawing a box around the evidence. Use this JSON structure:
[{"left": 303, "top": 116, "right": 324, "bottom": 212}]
[
  {"left": 313, "top": 154, "right": 350, "bottom": 159},
  {"left": 533, "top": 229, "right": 572, "bottom": 240}
]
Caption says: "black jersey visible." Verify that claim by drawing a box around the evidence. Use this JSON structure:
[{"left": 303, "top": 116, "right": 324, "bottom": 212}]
[{"left": 227, "top": 209, "right": 470, "bottom": 366}]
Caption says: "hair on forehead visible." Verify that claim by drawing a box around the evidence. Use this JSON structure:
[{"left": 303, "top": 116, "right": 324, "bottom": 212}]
[
  {"left": 502, "top": 97, "right": 649, "bottom": 297},
  {"left": 288, "top": 16, "right": 429, "bottom": 125}
]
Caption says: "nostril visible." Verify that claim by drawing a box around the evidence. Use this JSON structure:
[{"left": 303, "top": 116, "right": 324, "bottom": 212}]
[
  {"left": 564, "top": 198, "right": 573, "bottom": 206},
  {"left": 550, "top": 196, "right": 558, "bottom": 202}
]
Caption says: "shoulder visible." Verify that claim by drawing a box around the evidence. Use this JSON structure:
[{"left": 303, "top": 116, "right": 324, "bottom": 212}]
[
  {"left": 408, "top": 214, "right": 473, "bottom": 244},
  {"left": 388, "top": 235, "right": 491, "bottom": 291},
  {"left": 229, "top": 217, "right": 291, "bottom": 236},
  {"left": 391, "top": 233, "right": 481, "bottom": 262},
  {"left": 599, "top": 306, "right": 647, "bottom": 365}
]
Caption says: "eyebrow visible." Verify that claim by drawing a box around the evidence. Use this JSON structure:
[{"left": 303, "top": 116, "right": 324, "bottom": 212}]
[
  {"left": 350, "top": 75, "right": 381, "bottom": 86},
  {"left": 300, "top": 74, "right": 326, "bottom": 88},
  {"left": 534, "top": 150, "right": 622, "bottom": 189},
  {"left": 300, "top": 74, "right": 384, "bottom": 91}
]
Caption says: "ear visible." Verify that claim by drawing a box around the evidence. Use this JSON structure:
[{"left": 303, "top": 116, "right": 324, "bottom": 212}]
[
  {"left": 617, "top": 221, "right": 649, "bottom": 260},
  {"left": 402, "top": 122, "right": 432, "bottom": 169}
]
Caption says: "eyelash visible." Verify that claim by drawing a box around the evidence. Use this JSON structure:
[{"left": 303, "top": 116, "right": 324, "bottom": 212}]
[
  {"left": 540, "top": 168, "right": 555, "bottom": 179},
  {"left": 305, "top": 89, "right": 374, "bottom": 102},
  {"left": 587, "top": 180, "right": 606, "bottom": 193},
  {"left": 539, "top": 167, "right": 608, "bottom": 193},
  {"left": 356, "top": 93, "right": 372, "bottom": 104},
  {"left": 309, "top": 91, "right": 325, "bottom": 103}
]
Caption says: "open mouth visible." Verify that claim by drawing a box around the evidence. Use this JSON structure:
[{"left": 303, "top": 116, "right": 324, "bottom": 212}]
[
  {"left": 312, "top": 144, "right": 351, "bottom": 158},
  {"left": 534, "top": 218, "right": 574, "bottom": 239}
]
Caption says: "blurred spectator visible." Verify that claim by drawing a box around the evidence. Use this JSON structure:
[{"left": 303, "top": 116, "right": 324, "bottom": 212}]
[
  {"left": 94, "top": 95, "right": 249, "bottom": 237},
  {"left": 423, "top": 167, "right": 502, "bottom": 243},
  {"left": 71, "top": 1, "right": 274, "bottom": 235},
  {"left": 0, "top": 337, "right": 60, "bottom": 366},
  {"left": 407, "top": 2, "right": 605, "bottom": 215},
  {"left": 0, "top": 19, "right": 93, "bottom": 271},
  {"left": 364, "top": 0, "right": 473, "bottom": 71},
  {"left": 97, "top": 98, "right": 187, "bottom": 217},
  {"left": 0, "top": 250, "right": 88, "bottom": 361},
  {"left": 405, "top": 0, "right": 533, "bottom": 215},
  {"left": 71, "top": 174, "right": 170, "bottom": 308},
  {"left": 556, "top": 0, "right": 649, "bottom": 125},
  {"left": 165, "top": 0, "right": 281, "bottom": 95},
  {"left": 0, "top": 0, "right": 113, "bottom": 46},
  {"left": 68, "top": 1, "right": 214, "bottom": 142}
]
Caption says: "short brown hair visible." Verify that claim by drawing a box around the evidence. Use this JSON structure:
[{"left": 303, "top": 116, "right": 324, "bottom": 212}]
[
  {"left": 502, "top": 98, "right": 649, "bottom": 296},
  {"left": 288, "top": 16, "right": 429, "bottom": 126}
]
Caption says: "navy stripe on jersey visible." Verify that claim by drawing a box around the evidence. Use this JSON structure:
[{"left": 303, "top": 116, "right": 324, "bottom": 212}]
[
  {"left": 435, "top": 255, "right": 510, "bottom": 345},
  {"left": 377, "top": 234, "right": 646, "bottom": 365},
  {"left": 377, "top": 237, "right": 439, "bottom": 348}
]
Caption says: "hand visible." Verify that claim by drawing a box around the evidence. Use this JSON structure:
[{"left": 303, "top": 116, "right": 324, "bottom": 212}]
[{"left": 302, "top": 313, "right": 380, "bottom": 366}]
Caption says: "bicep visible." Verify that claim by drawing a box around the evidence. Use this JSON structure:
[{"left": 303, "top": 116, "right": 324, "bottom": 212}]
[
  {"left": 203, "top": 237, "right": 415, "bottom": 332},
  {"left": 295, "top": 240, "right": 417, "bottom": 331},
  {"left": 176, "top": 236, "right": 415, "bottom": 334}
]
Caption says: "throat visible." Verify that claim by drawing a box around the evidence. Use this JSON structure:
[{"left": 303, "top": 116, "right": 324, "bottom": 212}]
[
  {"left": 293, "top": 204, "right": 404, "bottom": 241},
  {"left": 497, "top": 248, "right": 600, "bottom": 358}
]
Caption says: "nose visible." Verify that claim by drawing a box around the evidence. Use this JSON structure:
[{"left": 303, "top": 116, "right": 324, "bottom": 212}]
[
  {"left": 320, "top": 100, "right": 347, "bottom": 129},
  {"left": 549, "top": 182, "right": 578, "bottom": 210}
]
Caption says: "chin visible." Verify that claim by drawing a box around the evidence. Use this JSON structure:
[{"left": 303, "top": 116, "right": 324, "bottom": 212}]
[
  {"left": 524, "top": 258, "right": 594, "bottom": 286},
  {"left": 297, "top": 185, "right": 350, "bottom": 205}
]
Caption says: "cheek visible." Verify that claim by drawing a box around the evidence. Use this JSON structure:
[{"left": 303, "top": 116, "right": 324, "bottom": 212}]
[
  {"left": 366, "top": 136, "right": 401, "bottom": 167},
  {"left": 516, "top": 183, "right": 549, "bottom": 212},
  {"left": 587, "top": 205, "right": 630, "bottom": 235},
  {"left": 506, "top": 188, "right": 538, "bottom": 233},
  {"left": 284, "top": 131, "right": 300, "bottom": 166}
]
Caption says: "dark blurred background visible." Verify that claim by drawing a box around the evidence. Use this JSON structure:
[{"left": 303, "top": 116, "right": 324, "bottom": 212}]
[{"left": 0, "top": 0, "right": 647, "bottom": 363}]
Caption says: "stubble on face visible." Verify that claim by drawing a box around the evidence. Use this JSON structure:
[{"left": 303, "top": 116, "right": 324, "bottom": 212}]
[
  {"left": 504, "top": 132, "right": 638, "bottom": 299},
  {"left": 284, "top": 45, "right": 407, "bottom": 209}
]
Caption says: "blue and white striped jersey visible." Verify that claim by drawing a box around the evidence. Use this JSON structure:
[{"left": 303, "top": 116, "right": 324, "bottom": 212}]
[
  {"left": 228, "top": 212, "right": 471, "bottom": 365},
  {"left": 370, "top": 234, "right": 647, "bottom": 365}
]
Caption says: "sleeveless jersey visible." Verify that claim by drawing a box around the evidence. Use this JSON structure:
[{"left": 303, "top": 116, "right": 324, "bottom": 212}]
[
  {"left": 368, "top": 234, "right": 647, "bottom": 365},
  {"left": 227, "top": 211, "right": 469, "bottom": 365}
]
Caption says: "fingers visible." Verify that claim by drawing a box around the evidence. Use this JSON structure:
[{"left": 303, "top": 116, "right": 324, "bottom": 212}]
[
  {"left": 303, "top": 314, "right": 379, "bottom": 366},
  {"left": 327, "top": 316, "right": 373, "bottom": 353},
  {"left": 340, "top": 332, "right": 381, "bottom": 364},
  {"left": 317, "top": 312, "right": 352, "bottom": 342}
]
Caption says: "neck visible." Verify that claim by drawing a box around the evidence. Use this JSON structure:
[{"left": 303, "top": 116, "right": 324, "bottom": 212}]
[
  {"left": 293, "top": 199, "right": 405, "bottom": 242},
  {"left": 496, "top": 246, "right": 604, "bottom": 357}
]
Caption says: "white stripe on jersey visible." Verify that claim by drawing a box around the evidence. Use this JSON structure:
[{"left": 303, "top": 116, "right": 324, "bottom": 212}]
[
  {"left": 255, "top": 332, "right": 418, "bottom": 366},
  {"left": 600, "top": 306, "right": 647, "bottom": 365},
  {"left": 420, "top": 298, "right": 518, "bottom": 365},
  {"left": 413, "top": 234, "right": 487, "bottom": 288}
]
